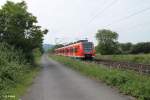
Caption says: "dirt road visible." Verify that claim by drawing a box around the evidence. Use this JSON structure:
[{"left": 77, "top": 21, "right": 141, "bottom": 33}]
[{"left": 21, "top": 54, "right": 132, "bottom": 100}]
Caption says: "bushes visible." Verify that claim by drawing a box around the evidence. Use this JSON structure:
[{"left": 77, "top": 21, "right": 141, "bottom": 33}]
[
  {"left": 32, "top": 48, "right": 42, "bottom": 64},
  {"left": 119, "top": 43, "right": 133, "bottom": 54},
  {"left": 117, "top": 42, "right": 150, "bottom": 55},
  {"left": 96, "top": 39, "right": 150, "bottom": 55},
  {"left": 0, "top": 42, "right": 31, "bottom": 99},
  {"left": 131, "top": 42, "right": 150, "bottom": 54},
  {"left": 51, "top": 56, "right": 150, "bottom": 100}
]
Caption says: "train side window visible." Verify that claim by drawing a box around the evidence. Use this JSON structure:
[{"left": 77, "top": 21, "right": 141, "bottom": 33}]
[
  {"left": 66, "top": 49, "right": 68, "bottom": 53},
  {"left": 67, "top": 49, "right": 69, "bottom": 53},
  {"left": 75, "top": 48, "right": 78, "bottom": 53},
  {"left": 69, "top": 48, "right": 71, "bottom": 53},
  {"left": 70, "top": 48, "right": 73, "bottom": 53},
  {"left": 64, "top": 49, "right": 66, "bottom": 53}
]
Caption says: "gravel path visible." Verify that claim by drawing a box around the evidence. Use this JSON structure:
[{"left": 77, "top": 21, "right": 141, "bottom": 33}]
[{"left": 21, "top": 54, "right": 133, "bottom": 100}]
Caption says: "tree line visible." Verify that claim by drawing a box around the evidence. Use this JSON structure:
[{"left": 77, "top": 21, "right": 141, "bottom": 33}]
[
  {"left": 0, "top": 1, "right": 48, "bottom": 63},
  {"left": 0, "top": 1, "right": 48, "bottom": 98},
  {"left": 96, "top": 29, "right": 150, "bottom": 55}
]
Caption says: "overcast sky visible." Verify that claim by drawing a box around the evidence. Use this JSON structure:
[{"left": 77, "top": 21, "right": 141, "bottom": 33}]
[{"left": 0, "top": 0, "right": 150, "bottom": 45}]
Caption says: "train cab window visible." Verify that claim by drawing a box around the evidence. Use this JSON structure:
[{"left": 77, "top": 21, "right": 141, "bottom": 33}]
[{"left": 83, "top": 42, "right": 93, "bottom": 52}]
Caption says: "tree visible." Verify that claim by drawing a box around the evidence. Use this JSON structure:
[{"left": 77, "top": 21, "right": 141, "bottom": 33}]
[
  {"left": 119, "top": 42, "right": 133, "bottom": 54},
  {"left": 96, "top": 29, "right": 120, "bottom": 55},
  {"left": 131, "top": 42, "right": 150, "bottom": 54},
  {"left": 0, "top": 1, "right": 48, "bottom": 62},
  {"left": 48, "top": 44, "right": 64, "bottom": 53}
]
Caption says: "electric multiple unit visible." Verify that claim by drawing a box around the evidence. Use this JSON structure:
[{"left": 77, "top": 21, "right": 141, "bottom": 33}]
[{"left": 55, "top": 40, "right": 95, "bottom": 59}]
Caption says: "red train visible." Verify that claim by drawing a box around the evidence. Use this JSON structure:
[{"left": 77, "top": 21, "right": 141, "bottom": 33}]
[{"left": 55, "top": 40, "right": 95, "bottom": 59}]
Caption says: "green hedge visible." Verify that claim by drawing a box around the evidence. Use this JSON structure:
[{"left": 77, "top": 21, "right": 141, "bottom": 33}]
[{"left": 51, "top": 56, "right": 150, "bottom": 100}]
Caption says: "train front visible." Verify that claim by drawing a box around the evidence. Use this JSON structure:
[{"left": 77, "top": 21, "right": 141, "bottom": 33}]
[{"left": 82, "top": 41, "right": 95, "bottom": 59}]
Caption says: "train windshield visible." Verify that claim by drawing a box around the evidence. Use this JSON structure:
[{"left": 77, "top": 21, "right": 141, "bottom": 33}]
[{"left": 83, "top": 42, "right": 93, "bottom": 52}]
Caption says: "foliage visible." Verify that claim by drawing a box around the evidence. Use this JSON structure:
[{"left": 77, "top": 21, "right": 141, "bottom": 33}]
[
  {"left": 0, "top": 1, "right": 44, "bottom": 99},
  {"left": 51, "top": 55, "right": 150, "bottom": 100},
  {"left": 0, "top": 42, "right": 40, "bottom": 100},
  {"left": 118, "top": 42, "right": 150, "bottom": 54},
  {"left": 0, "top": 1, "right": 48, "bottom": 62},
  {"left": 48, "top": 44, "right": 64, "bottom": 53},
  {"left": 95, "top": 29, "right": 150, "bottom": 55},
  {"left": 32, "top": 48, "right": 42, "bottom": 64},
  {"left": 95, "top": 29, "right": 120, "bottom": 55},
  {"left": 131, "top": 42, "right": 150, "bottom": 54},
  {"left": 0, "top": 42, "right": 28, "bottom": 99},
  {"left": 119, "top": 42, "right": 133, "bottom": 54}
]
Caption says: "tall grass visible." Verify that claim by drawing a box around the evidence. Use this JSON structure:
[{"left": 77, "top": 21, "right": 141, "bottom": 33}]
[
  {"left": 0, "top": 42, "right": 40, "bottom": 100},
  {"left": 96, "top": 54, "right": 150, "bottom": 64},
  {"left": 51, "top": 55, "right": 150, "bottom": 100}
]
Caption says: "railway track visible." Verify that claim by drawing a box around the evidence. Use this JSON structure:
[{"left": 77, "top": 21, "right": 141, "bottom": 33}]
[{"left": 86, "top": 59, "right": 150, "bottom": 74}]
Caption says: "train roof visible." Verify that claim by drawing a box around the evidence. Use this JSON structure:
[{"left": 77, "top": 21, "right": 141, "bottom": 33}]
[
  {"left": 55, "top": 40, "right": 92, "bottom": 50},
  {"left": 65, "top": 40, "right": 88, "bottom": 46}
]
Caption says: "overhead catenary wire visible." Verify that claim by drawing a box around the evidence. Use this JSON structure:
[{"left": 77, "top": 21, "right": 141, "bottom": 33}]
[
  {"left": 82, "top": 0, "right": 118, "bottom": 34},
  {"left": 86, "top": 0, "right": 118, "bottom": 25},
  {"left": 104, "top": 6, "right": 150, "bottom": 27}
]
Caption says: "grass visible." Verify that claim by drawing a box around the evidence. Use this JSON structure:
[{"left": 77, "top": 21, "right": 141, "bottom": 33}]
[
  {"left": 7, "top": 67, "right": 40, "bottom": 100},
  {"left": 96, "top": 54, "right": 150, "bottom": 64},
  {"left": 10, "top": 50, "right": 41, "bottom": 100},
  {"left": 50, "top": 55, "right": 150, "bottom": 100}
]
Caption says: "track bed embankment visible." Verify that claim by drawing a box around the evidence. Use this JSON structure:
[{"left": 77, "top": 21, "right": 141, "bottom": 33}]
[{"left": 88, "top": 59, "right": 150, "bottom": 74}]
